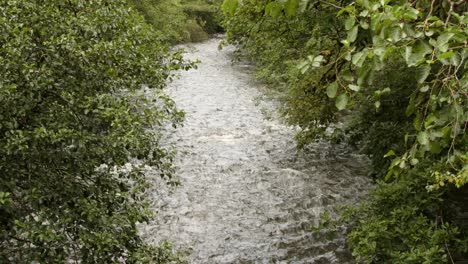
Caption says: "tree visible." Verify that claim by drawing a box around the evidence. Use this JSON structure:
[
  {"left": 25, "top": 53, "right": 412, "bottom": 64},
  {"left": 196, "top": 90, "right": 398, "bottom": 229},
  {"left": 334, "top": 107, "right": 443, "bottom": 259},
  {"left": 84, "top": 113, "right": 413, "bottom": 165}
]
[
  {"left": 0, "top": 0, "right": 192, "bottom": 262},
  {"left": 222, "top": 0, "right": 468, "bottom": 261}
]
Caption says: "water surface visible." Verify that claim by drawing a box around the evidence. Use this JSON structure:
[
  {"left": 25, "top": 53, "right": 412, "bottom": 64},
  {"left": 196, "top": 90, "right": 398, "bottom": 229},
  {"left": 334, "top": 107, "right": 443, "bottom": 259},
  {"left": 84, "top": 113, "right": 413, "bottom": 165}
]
[{"left": 141, "top": 38, "right": 372, "bottom": 263}]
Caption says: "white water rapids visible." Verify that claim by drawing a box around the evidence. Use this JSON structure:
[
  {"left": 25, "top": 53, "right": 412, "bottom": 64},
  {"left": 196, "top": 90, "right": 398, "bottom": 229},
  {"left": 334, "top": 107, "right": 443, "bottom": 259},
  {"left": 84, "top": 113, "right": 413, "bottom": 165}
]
[{"left": 141, "top": 38, "right": 372, "bottom": 263}]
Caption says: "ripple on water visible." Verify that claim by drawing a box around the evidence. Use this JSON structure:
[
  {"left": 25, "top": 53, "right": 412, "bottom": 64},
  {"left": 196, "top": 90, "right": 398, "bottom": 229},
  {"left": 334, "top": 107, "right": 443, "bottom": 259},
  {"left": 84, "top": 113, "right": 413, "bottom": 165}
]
[{"left": 140, "top": 38, "right": 373, "bottom": 263}]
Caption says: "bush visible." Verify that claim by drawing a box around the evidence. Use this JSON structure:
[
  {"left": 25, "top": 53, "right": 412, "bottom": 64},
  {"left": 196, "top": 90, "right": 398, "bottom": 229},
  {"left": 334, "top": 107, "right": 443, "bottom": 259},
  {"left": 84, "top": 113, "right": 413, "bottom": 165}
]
[
  {"left": 346, "top": 167, "right": 468, "bottom": 263},
  {"left": 128, "top": 0, "right": 190, "bottom": 43},
  {"left": 183, "top": 19, "right": 210, "bottom": 42},
  {"left": 345, "top": 59, "right": 418, "bottom": 178},
  {"left": 130, "top": 0, "right": 224, "bottom": 44},
  {"left": 183, "top": 0, "right": 224, "bottom": 34},
  {"left": 222, "top": 0, "right": 468, "bottom": 262},
  {"left": 0, "top": 0, "right": 192, "bottom": 262}
]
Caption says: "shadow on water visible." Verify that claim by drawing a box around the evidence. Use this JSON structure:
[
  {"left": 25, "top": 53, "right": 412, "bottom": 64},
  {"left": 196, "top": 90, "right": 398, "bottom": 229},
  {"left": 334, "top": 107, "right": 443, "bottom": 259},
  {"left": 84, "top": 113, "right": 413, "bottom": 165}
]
[{"left": 140, "top": 37, "right": 373, "bottom": 263}]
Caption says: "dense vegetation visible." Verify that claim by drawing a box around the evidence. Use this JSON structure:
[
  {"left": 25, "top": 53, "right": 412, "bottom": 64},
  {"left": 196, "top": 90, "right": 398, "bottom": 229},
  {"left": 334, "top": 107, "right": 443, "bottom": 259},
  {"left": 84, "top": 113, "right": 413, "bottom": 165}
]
[
  {"left": 129, "top": 0, "right": 224, "bottom": 43},
  {"left": 0, "top": 0, "right": 194, "bottom": 262},
  {"left": 2, "top": 0, "right": 466, "bottom": 262},
  {"left": 222, "top": 0, "right": 467, "bottom": 262}
]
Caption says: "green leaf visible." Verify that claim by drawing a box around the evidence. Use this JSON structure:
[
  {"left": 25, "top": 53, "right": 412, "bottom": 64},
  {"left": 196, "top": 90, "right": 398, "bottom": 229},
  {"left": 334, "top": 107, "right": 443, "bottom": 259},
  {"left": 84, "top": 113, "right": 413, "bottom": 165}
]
[
  {"left": 352, "top": 51, "right": 366, "bottom": 67},
  {"left": 413, "top": 112, "right": 423, "bottom": 131},
  {"left": 370, "top": 13, "right": 383, "bottom": 32},
  {"left": 337, "top": 5, "right": 355, "bottom": 16},
  {"left": 335, "top": 93, "right": 348, "bottom": 111},
  {"left": 406, "top": 95, "right": 416, "bottom": 117},
  {"left": 384, "top": 149, "right": 396, "bottom": 158},
  {"left": 285, "top": 0, "right": 299, "bottom": 17},
  {"left": 405, "top": 40, "right": 432, "bottom": 66},
  {"left": 415, "top": 64, "right": 431, "bottom": 83},
  {"left": 449, "top": 52, "right": 461, "bottom": 66},
  {"left": 311, "top": 55, "right": 324, "bottom": 67},
  {"left": 326, "top": 82, "right": 338, "bottom": 98},
  {"left": 341, "top": 70, "right": 354, "bottom": 81},
  {"left": 436, "top": 33, "right": 454, "bottom": 52},
  {"left": 357, "top": 63, "right": 372, "bottom": 86},
  {"left": 387, "top": 27, "right": 402, "bottom": 42},
  {"left": 373, "top": 46, "right": 385, "bottom": 58},
  {"left": 348, "top": 25, "right": 359, "bottom": 43},
  {"left": 405, "top": 46, "right": 413, "bottom": 64},
  {"left": 265, "top": 2, "right": 282, "bottom": 18},
  {"left": 357, "top": 0, "right": 370, "bottom": 9},
  {"left": 403, "top": 23, "right": 416, "bottom": 37},
  {"left": 424, "top": 113, "right": 438, "bottom": 128},
  {"left": 384, "top": 169, "right": 393, "bottom": 181},
  {"left": 222, "top": 0, "right": 239, "bottom": 15},
  {"left": 417, "top": 131, "right": 429, "bottom": 145},
  {"left": 375, "top": 100, "right": 381, "bottom": 109},
  {"left": 342, "top": 38, "right": 352, "bottom": 48},
  {"left": 344, "top": 51, "right": 352, "bottom": 61},
  {"left": 349, "top": 84, "right": 360, "bottom": 91},
  {"left": 298, "top": 0, "right": 309, "bottom": 12},
  {"left": 360, "top": 20, "right": 369, "bottom": 29},
  {"left": 437, "top": 52, "right": 455, "bottom": 60},
  {"left": 439, "top": 51, "right": 461, "bottom": 66},
  {"left": 344, "top": 17, "right": 355, "bottom": 30},
  {"left": 419, "top": 85, "right": 430, "bottom": 92},
  {"left": 297, "top": 60, "right": 310, "bottom": 74},
  {"left": 403, "top": 7, "right": 419, "bottom": 20}
]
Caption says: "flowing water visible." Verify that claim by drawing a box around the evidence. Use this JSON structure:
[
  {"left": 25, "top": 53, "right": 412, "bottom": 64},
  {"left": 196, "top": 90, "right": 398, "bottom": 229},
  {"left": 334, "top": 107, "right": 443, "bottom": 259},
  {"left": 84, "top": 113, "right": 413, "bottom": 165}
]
[{"left": 141, "top": 38, "right": 372, "bottom": 263}]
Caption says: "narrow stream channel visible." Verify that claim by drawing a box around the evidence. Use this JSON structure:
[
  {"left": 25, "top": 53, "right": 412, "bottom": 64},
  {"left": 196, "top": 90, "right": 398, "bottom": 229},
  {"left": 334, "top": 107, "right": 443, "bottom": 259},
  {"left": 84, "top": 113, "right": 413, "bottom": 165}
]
[{"left": 141, "top": 38, "right": 372, "bottom": 263}]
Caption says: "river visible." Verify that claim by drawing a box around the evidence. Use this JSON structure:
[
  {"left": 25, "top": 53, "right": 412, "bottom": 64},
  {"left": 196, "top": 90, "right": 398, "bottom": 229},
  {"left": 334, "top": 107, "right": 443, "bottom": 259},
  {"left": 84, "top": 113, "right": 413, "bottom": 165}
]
[{"left": 140, "top": 37, "right": 372, "bottom": 263}]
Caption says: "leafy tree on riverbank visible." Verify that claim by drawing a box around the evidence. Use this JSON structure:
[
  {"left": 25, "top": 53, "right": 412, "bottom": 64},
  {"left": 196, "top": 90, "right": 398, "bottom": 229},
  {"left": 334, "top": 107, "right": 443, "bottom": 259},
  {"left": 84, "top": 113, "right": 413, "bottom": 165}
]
[
  {"left": 129, "top": 0, "right": 224, "bottom": 43},
  {"left": 222, "top": 0, "right": 467, "bottom": 262},
  {"left": 0, "top": 0, "right": 193, "bottom": 262}
]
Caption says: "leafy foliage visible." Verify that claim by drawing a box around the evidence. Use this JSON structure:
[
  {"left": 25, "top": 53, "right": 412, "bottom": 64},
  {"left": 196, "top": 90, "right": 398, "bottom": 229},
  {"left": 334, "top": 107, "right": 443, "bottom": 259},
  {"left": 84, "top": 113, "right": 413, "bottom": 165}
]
[
  {"left": 0, "top": 0, "right": 193, "bottom": 262},
  {"left": 130, "top": 0, "right": 224, "bottom": 43},
  {"left": 183, "top": 0, "right": 225, "bottom": 34},
  {"left": 346, "top": 167, "right": 468, "bottom": 263},
  {"left": 337, "top": 0, "right": 467, "bottom": 188},
  {"left": 222, "top": 0, "right": 468, "bottom": 262},
  {"left": 129, "top": 0, "right": 191, "bottom": 43}
]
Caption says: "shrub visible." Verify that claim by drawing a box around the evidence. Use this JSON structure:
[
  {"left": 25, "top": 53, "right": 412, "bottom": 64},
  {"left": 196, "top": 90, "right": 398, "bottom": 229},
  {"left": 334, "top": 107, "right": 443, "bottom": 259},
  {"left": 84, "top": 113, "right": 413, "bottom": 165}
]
[
  {"left": 183, "top": 19, "right": 210, "bottom": 42},
  {"left": 222, "top": 0, "right": 468, "bottom": 262},
  {"left": 0, "top": 0, "right": 192, "bottom": 261},
  {"left": 130, "top": 0, "right": 225, "bottom": 44}
]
